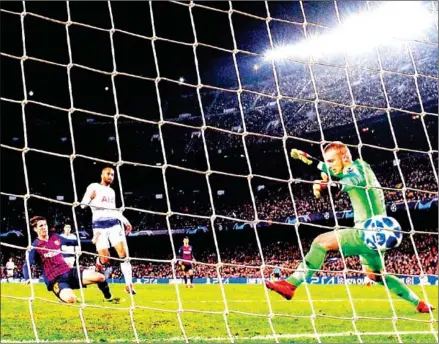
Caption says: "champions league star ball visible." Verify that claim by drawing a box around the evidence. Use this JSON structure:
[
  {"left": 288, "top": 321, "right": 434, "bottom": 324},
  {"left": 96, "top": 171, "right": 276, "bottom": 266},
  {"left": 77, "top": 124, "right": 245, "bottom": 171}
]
[{"left": 361, "top": 215, "right": 403, "bottom": 252}]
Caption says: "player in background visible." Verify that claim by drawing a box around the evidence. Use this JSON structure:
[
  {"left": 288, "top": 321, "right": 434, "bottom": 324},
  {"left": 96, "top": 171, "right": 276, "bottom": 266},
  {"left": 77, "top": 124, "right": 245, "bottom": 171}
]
[
  {"left": 266, "top": 142, "right": 433, "bottom": 313},
  {"left": 6, "top": 258, "right": 15, "bottom": 283},
  {"left": 178, "top": 236, "right": 196, "bottom": 288},
  {"left": 22, "top": 216, "right": 119, "bottom": 304},
  {"left": 271, "top": 266, "right": 281, "bottom": 281},
  {"left": 81, "top": 167, "right": 136, "bottom": 295},
  {"left": 60, "top": 224, "right": 79, "bottom": 268}
]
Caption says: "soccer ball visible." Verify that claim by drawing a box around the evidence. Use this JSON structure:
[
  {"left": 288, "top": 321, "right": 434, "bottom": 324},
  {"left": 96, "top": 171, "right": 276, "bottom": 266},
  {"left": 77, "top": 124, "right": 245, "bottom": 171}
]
[{"left": 361, "top": 215, "right": 403, "bottom": 252}]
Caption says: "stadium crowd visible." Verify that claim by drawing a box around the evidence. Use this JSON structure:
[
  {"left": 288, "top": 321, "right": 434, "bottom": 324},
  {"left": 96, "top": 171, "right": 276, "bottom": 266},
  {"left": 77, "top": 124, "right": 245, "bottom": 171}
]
[
  {"left": 2, "top": 231, "right": 437, "bottom": 281},
  {"left": 2, "top": 151, "right": 436, "bottom": 236}
]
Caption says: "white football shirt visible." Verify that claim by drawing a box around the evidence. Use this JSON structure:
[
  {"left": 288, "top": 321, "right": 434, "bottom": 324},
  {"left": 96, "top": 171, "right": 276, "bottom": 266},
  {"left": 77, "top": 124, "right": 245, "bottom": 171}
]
[{"left": 81, "top": 183, "right": 126, "bottom": 223}]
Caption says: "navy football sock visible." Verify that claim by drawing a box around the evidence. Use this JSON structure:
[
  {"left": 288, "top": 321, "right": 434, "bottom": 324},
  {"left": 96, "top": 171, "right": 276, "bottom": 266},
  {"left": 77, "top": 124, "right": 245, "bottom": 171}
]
[{"left": 98, "top": 281, "right": 112, "bottom": 299}]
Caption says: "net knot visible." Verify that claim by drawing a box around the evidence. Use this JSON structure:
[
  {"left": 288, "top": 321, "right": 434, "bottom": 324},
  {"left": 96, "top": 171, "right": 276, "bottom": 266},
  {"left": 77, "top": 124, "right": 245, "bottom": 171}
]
[
  {"left": 66, "top": 20, "right": 73, "bottom": 27},
  {"left": 23, "top": 193, "right": 30, "bottom": 200},
  {"left": 116, "top": 160, "right": 124, "bottom": 167},
  {"left": 177, "top": 308, "right": 184, "bottom": 314},
  {"left": 268, "top": 312, "right": 274, "bottom": 319},
  {"left": 206, "top": 170, "right": 213, "bottom": 176}
]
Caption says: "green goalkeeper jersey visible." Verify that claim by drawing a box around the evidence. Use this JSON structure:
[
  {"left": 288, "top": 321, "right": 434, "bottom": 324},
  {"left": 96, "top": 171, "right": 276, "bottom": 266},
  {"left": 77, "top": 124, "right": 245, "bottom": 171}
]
[{"left": 318, "top": 159, "right": 386, "bottom": 223}]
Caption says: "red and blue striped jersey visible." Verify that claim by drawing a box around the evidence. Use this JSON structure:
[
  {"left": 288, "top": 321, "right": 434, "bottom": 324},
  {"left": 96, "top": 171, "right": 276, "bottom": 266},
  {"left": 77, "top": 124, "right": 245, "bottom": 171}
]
[{"left": 23, "top": 234, "right": 78, "bottom": 285}]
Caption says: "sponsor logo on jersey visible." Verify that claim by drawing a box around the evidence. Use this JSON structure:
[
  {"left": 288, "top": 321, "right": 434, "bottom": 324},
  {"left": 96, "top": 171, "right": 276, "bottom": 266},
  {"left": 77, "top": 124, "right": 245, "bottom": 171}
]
[{"left": 43, "top": 251, "right": 60, "bottom": 258}]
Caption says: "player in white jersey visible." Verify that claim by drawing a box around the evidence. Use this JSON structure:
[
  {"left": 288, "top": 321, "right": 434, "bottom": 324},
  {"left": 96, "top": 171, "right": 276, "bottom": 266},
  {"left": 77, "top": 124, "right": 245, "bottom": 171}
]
[
  {"left": 60, "top": 224, "right": 79, "bottom": 268},
  {"left": 6, "top": 258, "right": 15, "bottom": 282},
  {"left": 81, "top": 167, "right": 136, "bottom": 295}
]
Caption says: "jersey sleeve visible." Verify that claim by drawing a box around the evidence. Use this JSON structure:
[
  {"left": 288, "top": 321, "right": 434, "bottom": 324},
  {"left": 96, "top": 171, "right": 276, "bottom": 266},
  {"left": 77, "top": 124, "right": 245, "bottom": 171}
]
[
  {"left": 112, "top": 211, "right": 129, "bottom": 225},
  {"left": 59, "top": 234, "right": 79, "bottom": 246},
  {"left": 340, "top": 160, "right": 366, "bottom": 192},
  {"left": 177, "top": 246, "right": 182, "bottom": 259},
  {"left": 80, "top": 184, "right": 94, "bottom": 209},
  {"left": 22, "top": 244, "right": 37, "bottom": 280}
]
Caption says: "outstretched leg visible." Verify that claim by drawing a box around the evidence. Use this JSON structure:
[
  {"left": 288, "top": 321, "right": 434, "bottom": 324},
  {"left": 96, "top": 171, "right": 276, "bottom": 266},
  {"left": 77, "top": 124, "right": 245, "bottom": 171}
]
[
  {"left": 362, "top": 256, "right": 434, "bottom": 313},
  {"left": 266, "top": 230, "right": 338, "bottom": 299},
  {"left": 82, "top": 269, "right": 116, "bottom": 302}
]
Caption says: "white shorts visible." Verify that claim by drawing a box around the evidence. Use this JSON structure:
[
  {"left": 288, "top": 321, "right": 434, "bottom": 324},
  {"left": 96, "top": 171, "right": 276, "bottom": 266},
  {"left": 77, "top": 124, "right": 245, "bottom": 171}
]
[
  {"left": 64, "top": 257, "right": 76, "bottom": 267},
  {"left": 6, "top": 270, "right": 13, "bottom": 278},
  {"left": 93, "top": 225, "right": 126, "bottom": 251}
]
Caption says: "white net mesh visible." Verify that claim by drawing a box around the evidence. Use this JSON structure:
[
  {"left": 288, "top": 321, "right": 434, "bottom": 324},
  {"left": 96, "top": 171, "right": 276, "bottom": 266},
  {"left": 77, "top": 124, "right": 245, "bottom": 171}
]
[{"left": 1, "top": 1, "right": 438, "bottom": 343}]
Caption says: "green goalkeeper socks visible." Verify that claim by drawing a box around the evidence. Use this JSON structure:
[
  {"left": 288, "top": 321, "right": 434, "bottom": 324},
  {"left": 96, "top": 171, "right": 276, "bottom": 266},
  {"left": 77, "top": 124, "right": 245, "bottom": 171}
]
[
  {"left": 287, "top": 242, "right": 327, "bottom": 287},
  {"left": 380, "top": 275, "right": 420, "bottom": 306}
]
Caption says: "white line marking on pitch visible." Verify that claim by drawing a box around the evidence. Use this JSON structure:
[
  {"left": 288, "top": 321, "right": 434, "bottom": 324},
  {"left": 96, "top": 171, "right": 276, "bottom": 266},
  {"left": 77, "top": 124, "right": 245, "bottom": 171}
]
[
  {"left": 2, "top": 330, "right": 435, "bottom": 343},
  {"left": 148, "top": 298, "right": 410, "bottom": 303}
]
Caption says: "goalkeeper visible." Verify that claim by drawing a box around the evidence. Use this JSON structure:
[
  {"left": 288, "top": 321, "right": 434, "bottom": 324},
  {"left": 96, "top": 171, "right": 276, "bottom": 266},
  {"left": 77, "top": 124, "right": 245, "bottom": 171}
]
[{"left": 266, "top": 142, "right": 433, "bottom": 313}]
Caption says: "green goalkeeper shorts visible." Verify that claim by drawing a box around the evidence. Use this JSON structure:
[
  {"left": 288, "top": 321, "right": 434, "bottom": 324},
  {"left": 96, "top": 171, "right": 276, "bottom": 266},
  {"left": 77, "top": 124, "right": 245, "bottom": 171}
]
[{"left": 337, "top": 226, "right": 384, "bottom": 272}]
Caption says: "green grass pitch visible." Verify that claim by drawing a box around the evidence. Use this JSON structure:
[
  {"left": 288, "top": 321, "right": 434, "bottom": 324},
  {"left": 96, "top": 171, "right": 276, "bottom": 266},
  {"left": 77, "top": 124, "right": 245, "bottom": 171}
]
[{"left": 1, "top": 283, "right": 437, "bottom": 343}]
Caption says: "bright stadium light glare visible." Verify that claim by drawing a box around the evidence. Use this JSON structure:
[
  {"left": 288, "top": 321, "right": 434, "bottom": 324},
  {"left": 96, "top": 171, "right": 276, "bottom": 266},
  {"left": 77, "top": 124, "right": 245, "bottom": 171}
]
[{"left": 264, "top": 1, "right": 432, "bottom": 61}]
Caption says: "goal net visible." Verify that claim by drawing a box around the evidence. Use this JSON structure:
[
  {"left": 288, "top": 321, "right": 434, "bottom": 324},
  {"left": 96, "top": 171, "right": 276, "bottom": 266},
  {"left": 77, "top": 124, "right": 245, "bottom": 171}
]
[{"left": 1, "top": 1, "right": 437, "bottom": 343}]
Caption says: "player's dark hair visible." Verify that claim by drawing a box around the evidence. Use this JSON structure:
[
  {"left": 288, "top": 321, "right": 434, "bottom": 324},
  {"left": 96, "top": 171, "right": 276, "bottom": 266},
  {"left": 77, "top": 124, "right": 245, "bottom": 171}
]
[
  {"left": 102, "top": 166, "right": 114, "bottom": 173},
  {"left": 30, "top": 216, "right": 46, "bottom": 229}
]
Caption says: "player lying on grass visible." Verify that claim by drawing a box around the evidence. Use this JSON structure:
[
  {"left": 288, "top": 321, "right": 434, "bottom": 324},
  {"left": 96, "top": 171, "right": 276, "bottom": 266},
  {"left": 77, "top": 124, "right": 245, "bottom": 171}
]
[
  {"left": 265, "top": 142, "right": 434, "bottom": 313},
  {"left": 23, "top": 216, "right": 119, "bottom": 304}
]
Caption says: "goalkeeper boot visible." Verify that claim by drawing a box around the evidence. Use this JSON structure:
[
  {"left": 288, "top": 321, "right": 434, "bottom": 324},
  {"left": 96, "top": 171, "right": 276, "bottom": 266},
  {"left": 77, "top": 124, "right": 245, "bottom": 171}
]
[
  {"left": 125, "top": 283, "right": 136, "bottom": 295},
  {"left": 417, "top": 301, "right": 435, "bottom": 313},
  {"left": 265, "top": 280, "right": 296, "bottom": 300}
]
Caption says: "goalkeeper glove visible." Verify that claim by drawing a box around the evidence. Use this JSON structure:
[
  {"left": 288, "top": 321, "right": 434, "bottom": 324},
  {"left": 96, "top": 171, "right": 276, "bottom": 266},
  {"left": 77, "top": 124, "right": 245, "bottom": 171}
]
[
  {"left": 290, "top": 149, "right": 313, "bottom": 165},
  {"left": 313, "top": 172, "right": 342, "bottom": 199}
]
